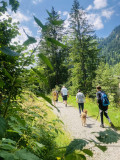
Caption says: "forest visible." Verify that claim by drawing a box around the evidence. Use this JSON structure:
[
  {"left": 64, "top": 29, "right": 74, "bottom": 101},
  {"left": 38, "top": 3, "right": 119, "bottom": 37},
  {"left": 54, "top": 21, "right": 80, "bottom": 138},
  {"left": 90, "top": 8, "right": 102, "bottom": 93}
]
[
  {"left": 0, "top": 0, "right": 120, "bottom": 159},
  {"left": 98, "top": 25, "right": 120, "bottom": 65}
]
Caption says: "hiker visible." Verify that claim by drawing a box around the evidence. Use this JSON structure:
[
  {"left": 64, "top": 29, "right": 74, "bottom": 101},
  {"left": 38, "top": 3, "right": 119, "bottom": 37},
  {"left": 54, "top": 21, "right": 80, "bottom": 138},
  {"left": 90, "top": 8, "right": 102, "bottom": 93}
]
[
  {"left": 61, "top": 86, "right": 69, "bottom": 107},
  {"left": 52, "top": 89, "right": 58, "bottom": 106},
  {"left": 96, "top": 86, "right": 114, "bottom": 128},
  {"left": 76, "top": 89, "right": 85, "bottom": 116}
]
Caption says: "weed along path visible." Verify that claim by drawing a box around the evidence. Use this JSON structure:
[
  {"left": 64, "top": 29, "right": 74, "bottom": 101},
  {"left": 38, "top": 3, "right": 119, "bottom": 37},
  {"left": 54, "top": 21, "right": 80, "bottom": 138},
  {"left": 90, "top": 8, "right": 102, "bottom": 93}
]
[{"left": 53, "top": 102, "right": 120, "bottom": 160}]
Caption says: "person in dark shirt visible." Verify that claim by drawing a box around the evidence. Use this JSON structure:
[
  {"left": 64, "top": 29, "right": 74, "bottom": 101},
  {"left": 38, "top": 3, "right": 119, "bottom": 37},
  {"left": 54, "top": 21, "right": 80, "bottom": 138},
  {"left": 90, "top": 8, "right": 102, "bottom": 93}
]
[{"left": 96, "top": 86, "right": 114, "bottom": 128}]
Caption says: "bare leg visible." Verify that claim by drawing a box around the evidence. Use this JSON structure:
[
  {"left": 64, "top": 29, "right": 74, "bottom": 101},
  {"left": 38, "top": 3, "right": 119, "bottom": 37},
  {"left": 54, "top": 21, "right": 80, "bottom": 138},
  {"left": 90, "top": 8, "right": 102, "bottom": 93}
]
[
  {"left": 65, "top": 100, "right": 67, "bottom": 107},
  {"left": 53, "top": 100, "right": 56, "bottom": 106}
]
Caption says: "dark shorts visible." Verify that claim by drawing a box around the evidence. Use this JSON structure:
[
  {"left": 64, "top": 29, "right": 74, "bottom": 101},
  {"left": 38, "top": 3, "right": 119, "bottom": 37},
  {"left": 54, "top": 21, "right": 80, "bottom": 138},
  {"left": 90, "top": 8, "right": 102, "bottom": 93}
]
[{"left": 63, "top": 95, "right": 67, "bottom": 100}]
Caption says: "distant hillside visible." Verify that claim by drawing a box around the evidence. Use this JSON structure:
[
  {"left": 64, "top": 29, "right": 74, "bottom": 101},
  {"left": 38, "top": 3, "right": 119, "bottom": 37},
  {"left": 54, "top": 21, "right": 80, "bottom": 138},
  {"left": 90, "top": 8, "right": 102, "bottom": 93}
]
[{"left": 98, "top": 25, "right": 120, "bottom": 65}]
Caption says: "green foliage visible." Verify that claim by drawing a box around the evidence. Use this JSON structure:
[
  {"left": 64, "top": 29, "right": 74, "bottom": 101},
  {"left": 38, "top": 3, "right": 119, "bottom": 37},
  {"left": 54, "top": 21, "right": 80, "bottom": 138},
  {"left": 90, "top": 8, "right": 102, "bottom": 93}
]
[
  {"left": 2, "top": 68, "right": 13, "bottom": 81},
  {"left": 47, "top": 38, "right": 66, "bottom": 48},
  {"left": 0, "top": 151, "right": 16, "bottom": 160},
  {"left": 92, "top": 62, "right": 120, "bottom": 105},
  {"left": 23, "top": 28, "right": 37, "bottom": 46},
  {"left": 34, "top": 16, "right": 47, "bottom": 31},
  {"left": 9, "top": 0, "right": 19, "bottom": 12},
  {"left": 0, "top": 1, "right": 7, "bottom": 13},
  {"left": 0, "top": 148, "right": 41, "bottom": 160},
  {"left": 0, "top": 79, "right": 4, "bottom": 88},
  {"left": 38, "top": 53, "right": 53, "bottom": 70},
  {"left": 0, "top": 117, "right": 6, "bottom": 139},
  {"left": 82, "top": 149, "right": 93, "bottom": 157},
  {"left": 65, "top": 153, "right": 86, "bottom": 160},
  {"left": 0, "top": 14, "right": 21, "bottom": 112},
  {"left": 0, "top": 47, "right": 20, "bottom": 57},
  {"left": 23, "top": 36, "right": 37, "bottom": 46},
  {"left": 35, "top": 91, "right": 53, "bottom": 105},
  {"left": 0, "top": 15, "right": 19, "bottom": 46},
  {"left": 51, "top": 20, "right": 64, "bottom": 26},
  {"left": 64, "top": 128, "right": 120, "bottom": 159},
  {"left": 0, "top": 138, "right": 16, "bottom": 151},
  {"left": 7, "top": 115, "right": 26, "bottom": 136},
  {"left": 46, "top": 9, "right": 64, "bottom": 25},
  {"left": 32, "top": 68, "right": 49, "bottom": 85},
  {"left": 1, "top": 0, "right": 120, "bottom": 159},
  {"left": 68, "top": 0, "right": 99, "bottom": 95},
  {"left": 37, "top": 7, "right": 69, "bottom": 91},
  {"left": 98, "top": 25, "right": 120, "bottom": 65},
  {"left": 15, "top": 149, "right": 41, "bottom": 160},
  {"left": 65, "top": 139, "right": 88, "bottom": 156},
  {"left": 0, "top": 0, "right": 19, "bottom": 13},
  {"left": 0, "top": 92, "right": 65, "bottom": 160}
]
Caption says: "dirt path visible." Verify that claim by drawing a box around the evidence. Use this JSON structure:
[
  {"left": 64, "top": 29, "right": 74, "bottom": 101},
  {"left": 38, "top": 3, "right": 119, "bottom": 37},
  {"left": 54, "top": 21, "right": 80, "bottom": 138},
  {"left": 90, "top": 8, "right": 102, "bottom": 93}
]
[{"left": 53, "top": 102, "right": 120, "bottom": 160}]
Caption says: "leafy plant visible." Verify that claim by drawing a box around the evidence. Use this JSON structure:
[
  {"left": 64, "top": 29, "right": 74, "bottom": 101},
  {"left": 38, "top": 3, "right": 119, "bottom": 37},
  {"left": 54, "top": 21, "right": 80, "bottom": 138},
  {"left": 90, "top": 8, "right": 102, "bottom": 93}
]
[
  {"left": 63, "top": 128, "right": 120, "bottom": 160},
  {"left": 0, "top": 117, "right": 6, "bottom": 139},
  {"left": 65, "top": 139, "right": 88, "bottom": 156}
]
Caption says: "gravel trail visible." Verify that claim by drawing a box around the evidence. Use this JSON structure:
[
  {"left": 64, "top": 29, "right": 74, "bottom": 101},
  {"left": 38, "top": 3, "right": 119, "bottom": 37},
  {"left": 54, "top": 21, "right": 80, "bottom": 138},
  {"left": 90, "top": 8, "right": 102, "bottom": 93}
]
[{"left": 53, "top": 102, "right": 120, "bottom": 160}]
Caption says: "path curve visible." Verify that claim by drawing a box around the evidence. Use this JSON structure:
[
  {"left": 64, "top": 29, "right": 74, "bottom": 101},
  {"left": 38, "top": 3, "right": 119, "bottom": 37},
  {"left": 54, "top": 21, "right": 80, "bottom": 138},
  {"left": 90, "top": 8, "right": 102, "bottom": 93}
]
[{"left": 53, "top": 102, "right": 120, "bottom": 160}]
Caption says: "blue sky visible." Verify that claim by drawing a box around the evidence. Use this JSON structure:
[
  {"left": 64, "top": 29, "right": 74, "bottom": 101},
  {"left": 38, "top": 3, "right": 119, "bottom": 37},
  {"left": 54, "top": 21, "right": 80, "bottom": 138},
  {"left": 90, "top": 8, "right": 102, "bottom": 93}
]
[{"left": 3, "top": 0, "right": 120, "bottom": 43}]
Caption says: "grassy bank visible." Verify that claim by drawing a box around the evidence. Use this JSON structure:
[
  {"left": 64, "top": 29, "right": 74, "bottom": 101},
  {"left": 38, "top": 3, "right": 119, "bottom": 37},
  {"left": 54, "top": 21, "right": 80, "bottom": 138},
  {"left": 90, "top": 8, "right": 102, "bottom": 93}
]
[
  {"left": 5, "top": 92, "right": 72, "bottom": 160},
  {"left": 59, "top": 95, "right": 120, "bottom": 129}
]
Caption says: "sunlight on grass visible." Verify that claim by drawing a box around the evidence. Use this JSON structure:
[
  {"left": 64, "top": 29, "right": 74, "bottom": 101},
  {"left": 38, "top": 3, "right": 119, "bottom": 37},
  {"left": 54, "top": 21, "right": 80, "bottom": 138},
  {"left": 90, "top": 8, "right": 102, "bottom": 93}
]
[{"left": 23, "top": 91, "right": 72, "bottom": 148}]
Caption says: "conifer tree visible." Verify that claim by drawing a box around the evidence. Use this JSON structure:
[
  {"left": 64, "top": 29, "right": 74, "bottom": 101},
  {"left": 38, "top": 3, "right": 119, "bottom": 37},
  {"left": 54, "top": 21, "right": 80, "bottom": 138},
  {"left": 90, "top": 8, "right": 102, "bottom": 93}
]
[
  {"left": 38, "top": 7, "right": 68, "bottom": 91},
  {"left": 68, "top": 0, "right": 99, "bottom": 94}
]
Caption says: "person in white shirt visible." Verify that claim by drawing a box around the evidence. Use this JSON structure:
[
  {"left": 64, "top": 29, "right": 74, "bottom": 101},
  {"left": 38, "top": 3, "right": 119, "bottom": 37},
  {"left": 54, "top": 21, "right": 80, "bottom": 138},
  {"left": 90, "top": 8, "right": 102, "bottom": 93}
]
[
  {"left": 76, "top": 89, "right": 85, "bottom": 115},
  {"left": 61, "top": 86, "right": 69, "bottom": 107}
]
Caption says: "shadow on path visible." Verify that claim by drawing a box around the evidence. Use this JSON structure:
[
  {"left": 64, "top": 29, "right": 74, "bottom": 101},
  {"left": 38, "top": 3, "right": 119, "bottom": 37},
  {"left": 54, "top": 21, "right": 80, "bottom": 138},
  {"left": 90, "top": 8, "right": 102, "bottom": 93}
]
[{"left": 86, "top": 123, "right": 95, "bottom": 128}]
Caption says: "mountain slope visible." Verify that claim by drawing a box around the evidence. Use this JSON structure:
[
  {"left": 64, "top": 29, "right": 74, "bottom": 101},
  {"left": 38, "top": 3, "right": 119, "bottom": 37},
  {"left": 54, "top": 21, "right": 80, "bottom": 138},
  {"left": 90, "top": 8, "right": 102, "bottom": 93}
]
[{"left": 98, "top": 25, "right": 120, "bottom": 65}]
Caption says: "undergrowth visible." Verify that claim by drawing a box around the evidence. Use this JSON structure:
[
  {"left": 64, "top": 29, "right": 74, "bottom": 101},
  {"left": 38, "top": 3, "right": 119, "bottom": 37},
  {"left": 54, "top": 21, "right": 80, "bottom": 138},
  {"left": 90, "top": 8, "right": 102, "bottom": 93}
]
[{"left": 0, "top": 91, "right": 71, "bottom": 160}]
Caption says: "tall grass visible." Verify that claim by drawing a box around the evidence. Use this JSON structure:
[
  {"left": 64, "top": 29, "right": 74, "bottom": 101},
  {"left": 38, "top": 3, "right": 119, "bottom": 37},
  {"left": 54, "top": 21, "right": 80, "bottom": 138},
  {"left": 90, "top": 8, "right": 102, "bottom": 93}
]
[{"left": 21, "top": 92, "right": 72, "bottom": 160}]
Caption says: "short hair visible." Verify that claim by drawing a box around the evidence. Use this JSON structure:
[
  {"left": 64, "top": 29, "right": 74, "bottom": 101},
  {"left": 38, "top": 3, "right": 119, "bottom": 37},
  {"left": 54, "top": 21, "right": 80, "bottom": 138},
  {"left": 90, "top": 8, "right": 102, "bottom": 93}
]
[
  {"left": 96, "top": 86, "right": 101, "bottom": 90},
  {"left": 78, "top": 89, "right": 80, "bottom": 92}
]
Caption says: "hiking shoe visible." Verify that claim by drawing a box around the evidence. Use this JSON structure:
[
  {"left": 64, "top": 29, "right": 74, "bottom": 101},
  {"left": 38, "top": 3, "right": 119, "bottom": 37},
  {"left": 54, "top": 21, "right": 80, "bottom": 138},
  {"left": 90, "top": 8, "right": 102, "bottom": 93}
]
[
  {"left": 100, "top": 124, "right": 104, "bottom": 128},
  {"left": 110, "top": 122, "right": 115, "bottom": 128}
]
